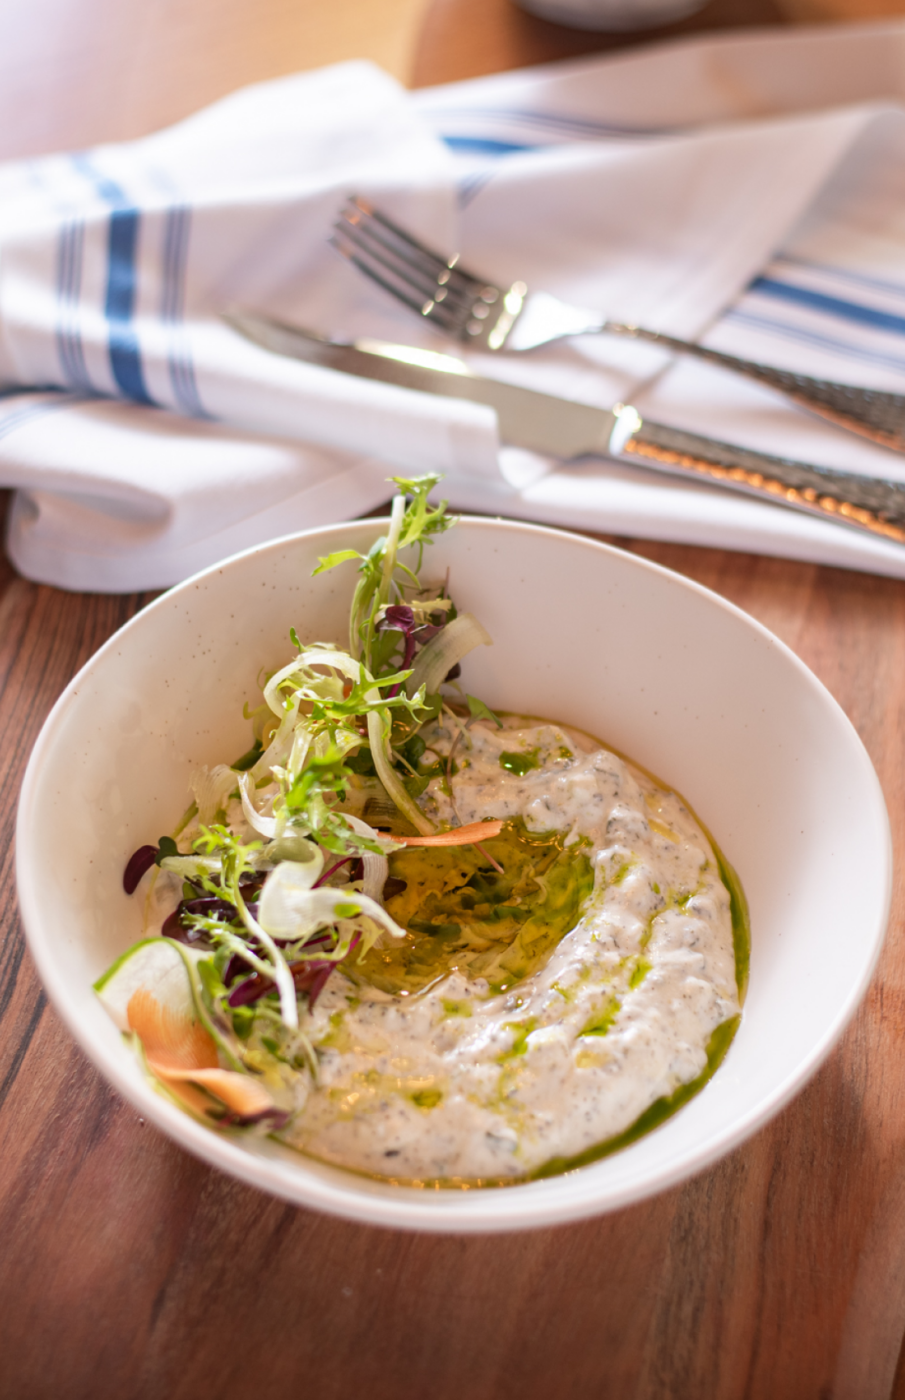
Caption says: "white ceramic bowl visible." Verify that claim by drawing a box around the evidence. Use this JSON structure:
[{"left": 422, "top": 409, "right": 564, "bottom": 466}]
[{"left": 17, "top": 518, "right": 891, "bottom": 1233}]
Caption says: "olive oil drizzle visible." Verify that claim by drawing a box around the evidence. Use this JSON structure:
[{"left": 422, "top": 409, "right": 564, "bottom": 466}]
[{"left": 349, "top": 818, "right": 594, "bottom": 997}]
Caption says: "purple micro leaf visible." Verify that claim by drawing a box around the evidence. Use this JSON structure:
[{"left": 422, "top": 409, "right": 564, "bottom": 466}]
[
  {"left": 162, "top": 911, "right": 215, "bottom": 949},
  {"left": 227, "top": 971, "right": 270, "bottom": 1007},
  {"left": 412, "top": 624, "right": 443, "bottom": 645},
  {"left": 123, "top": 845, "right": 157, "bottom": 895},
  {"left": 314, "top": 856, "right": 355, "bottom": 888},
  {"left": 223, "top": 952, "right": 250, "bottom": 986},
  {"left": 213, "top": 1104, "right": 291, "bottom": 1130},
  {"left": 304, "top": 964, "right": 336, "bottom": 1009},
  {"left": 382, "top": 604, "right": 415, "bottom": 632}
]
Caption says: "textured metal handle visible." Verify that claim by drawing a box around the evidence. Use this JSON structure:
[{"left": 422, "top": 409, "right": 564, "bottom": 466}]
[
  {"left": 605, "top": 323, "right": 905, "bottom": 454},
  {"left": 619, "top": 411, "right": 905, "bottom": 545}
]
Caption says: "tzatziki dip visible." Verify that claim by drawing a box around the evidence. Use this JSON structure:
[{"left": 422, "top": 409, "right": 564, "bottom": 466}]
[
  {"left": 288, "top": 715, "right": 742, "bottom": 1183},
  {"left": 100, "top": 478, "right": 747, "bottom": 1188}
]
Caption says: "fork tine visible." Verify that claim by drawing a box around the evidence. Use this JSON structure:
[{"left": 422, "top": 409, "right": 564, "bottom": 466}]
[
  {"left": 336, "top": 202, "right": 455, "bottom": 304},
  {"left": 333, "top": 236, "right": 475, "bottom": 334},
  {"left": 335, "top": 206, "right": 481, "bottom": 322},
  {"left": 330, "top": 235, "right": 446, "bottom": 322},
  {"left": 340, "top": 197, "right": 489, "bottom": 295},
  {"left": 333, "top": 196, "right": 507, "bottom": 342},
  {"left": 340, "top": 199, "right": 448, "bottom": 278},
  {"left": 335, "top": 197, "right": 502, "bottom": 318},
  {"left": 332, "top": 231, "right": 467, "bottom": 333},
  {"left": 335, "top": 217, "right": 452, "bottom": 306}
]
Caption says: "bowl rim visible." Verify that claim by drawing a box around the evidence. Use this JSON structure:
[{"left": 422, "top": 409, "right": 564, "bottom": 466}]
[{"left": 16, "top": 515, "right": 893, "bottom": 1233}]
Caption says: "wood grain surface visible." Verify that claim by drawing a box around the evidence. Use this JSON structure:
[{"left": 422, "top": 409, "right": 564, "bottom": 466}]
[{"left": 3, "top": 0, "right": 905, "bottom": 1396}]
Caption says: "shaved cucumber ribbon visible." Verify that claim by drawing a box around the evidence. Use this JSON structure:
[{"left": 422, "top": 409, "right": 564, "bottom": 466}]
[
  {"left": 405, "top": 613, "right": 492, "bottom": 698},
  {"left": 258, "top": 857, "right": 327, "bottom": 936},
  {"left": 159, "top": 853, "right": 222, "bottom": 879},
  {"left": 285, "top": 644, "right": 436, "bottom": 836},
  {"left": 343, "top": 814, "right": 390, "bottom": 902},
  {"left": 286, "top": 727, "right": 312, "bottom": 783},
  {"left": 191, "top": 764, "right": 238, "bottom": 825},
  {"left": 258, "top": 860, "right": 407, "bottom": 944},
  {"left": 251, "top": 646, "right": 353, "bottom": 786},
  {"left": 380, "top": 493, "right": 406, "bottom": 604},
  {"left": 353, "top": 493, "right": 405, "bottom": 668},
  {"left": 263, "top": 646, "right": 361, "bottom": 717},
  {"left": 258, "top": 636, "right": 438, "bottom": 839},
  {"left": 239, "top": 772, "right": 278, "bottom": 839},
  {"left": 366, "top": 707, "right": 434, "bottom": 836},
  {"left": 233, "top": 890, "right": 299, "bottom": 1030},
  {"left": 250, "top": 693, "right": 301, "bottom": 784}
]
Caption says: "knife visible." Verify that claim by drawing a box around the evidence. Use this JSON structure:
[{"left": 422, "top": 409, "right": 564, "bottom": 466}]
[{"left": 225, "top": 311, "right": 905, "bottom": 548}]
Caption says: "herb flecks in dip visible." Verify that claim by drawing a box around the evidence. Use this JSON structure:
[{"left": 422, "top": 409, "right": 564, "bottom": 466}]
[
  {"left": 102, "top": 477, "right": 746, "bottom": 1189},
  {"left": 286, "top": 716, "right": 741, "bottom": 1184}
]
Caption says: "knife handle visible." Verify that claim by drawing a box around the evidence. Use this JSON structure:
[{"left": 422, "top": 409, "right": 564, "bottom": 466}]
[{"left": 612, "top": 406, "right": 905, "bottom": 546}]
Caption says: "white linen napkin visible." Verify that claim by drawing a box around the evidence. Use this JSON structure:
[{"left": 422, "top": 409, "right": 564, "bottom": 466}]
[
  {"left": 0, "top": 61, "right": 504, "bottom": 587},
  {"left": 412, "top": 22, "right": 905, "bottom": 576},
  {"left": 4, "top": 24, "right": 905, "bottom": 589}
]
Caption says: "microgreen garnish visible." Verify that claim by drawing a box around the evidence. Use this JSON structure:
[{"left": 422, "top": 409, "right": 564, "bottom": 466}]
[
  {"left": 313, "top": 474, "right": 453, "bottom": 672},
  {"left": 116, "top": 476, "right": 505, "bottom": 1113},
  {"left": 467, "top": 694, "right": 503, "bottom": 728}
]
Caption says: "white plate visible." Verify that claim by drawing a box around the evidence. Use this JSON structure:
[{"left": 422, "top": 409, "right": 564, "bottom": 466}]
[{"left": 16, "top": 517, "right": 891, "bottom": 1232}]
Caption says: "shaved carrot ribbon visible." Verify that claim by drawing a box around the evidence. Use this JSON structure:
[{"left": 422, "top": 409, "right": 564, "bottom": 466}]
[
  {"left": 395, "top": 819, "right": 504, "bottom": 848},
  {"left": 127, "top": 989, "right": 276, "bottom": 1120}
]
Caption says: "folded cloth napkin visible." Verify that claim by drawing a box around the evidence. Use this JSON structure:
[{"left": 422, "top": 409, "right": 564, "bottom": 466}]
[{"left": 4, "top": 24, "right": 905, "bottom": 589}]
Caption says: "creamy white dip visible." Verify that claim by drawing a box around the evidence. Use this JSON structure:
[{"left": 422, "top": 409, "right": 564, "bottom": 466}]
[{"left": 286, "top": 716, "right": 741, "bottom": 1184}]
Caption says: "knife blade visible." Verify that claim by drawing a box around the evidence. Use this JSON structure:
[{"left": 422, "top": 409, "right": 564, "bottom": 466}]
[{"left": 225, "top": 311, "right": 905, "bottom": 547}]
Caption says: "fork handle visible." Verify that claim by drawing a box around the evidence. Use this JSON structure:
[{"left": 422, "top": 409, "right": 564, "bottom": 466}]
[{"left": 602, "top": 321, "right": 905, "bottom": 454}]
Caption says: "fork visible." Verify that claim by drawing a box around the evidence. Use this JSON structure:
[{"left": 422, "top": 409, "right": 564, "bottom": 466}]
[{"left": 332, "top": 196, "right": 905, "bottom": 455}]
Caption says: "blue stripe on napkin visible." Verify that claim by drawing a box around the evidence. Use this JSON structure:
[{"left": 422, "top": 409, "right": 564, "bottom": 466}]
[
  {"left": 105, "top": 209, "right": 155, "bottom": 404},
  {"left": 724, "top": 307, "right": 905, "bottom": 376},
  {"left": 55, "top": 221, "right": 92, "bottom": 391},
  {"left": 779, "top": 255, "right": 905, "bottom": 303},
  {"left": 458, "top": 170, "right": 497, "bottom": 208},
  {"left": 430, "top": 105, "right": 676, "bottom": 145},
  {"left": 442, "top": 136, "right": 536, "bottom": 156},
  {"left": 750, "top": 277, "right": 905, "bottom": 338},
  {"left": 481, "top": 106, "right": 671, "bottom": 139},
  {"left": 70, "top": 154, "right": 156, "bottom": 407},
  {"left": 161, "top": 206, "right": 208, "bottom": 419},
  {"left": 0, "top": 392, "right": 86, "bottom": 444}
]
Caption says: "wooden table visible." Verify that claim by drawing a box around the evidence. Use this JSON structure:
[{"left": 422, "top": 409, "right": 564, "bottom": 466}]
[{"left": 3, "top": 1, "right": 905, "bottom": 1396}]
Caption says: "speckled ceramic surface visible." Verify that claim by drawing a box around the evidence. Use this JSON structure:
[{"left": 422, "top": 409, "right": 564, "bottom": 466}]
[{"left": 17, "top": 518, "right": 891, "bottom": 1231}]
